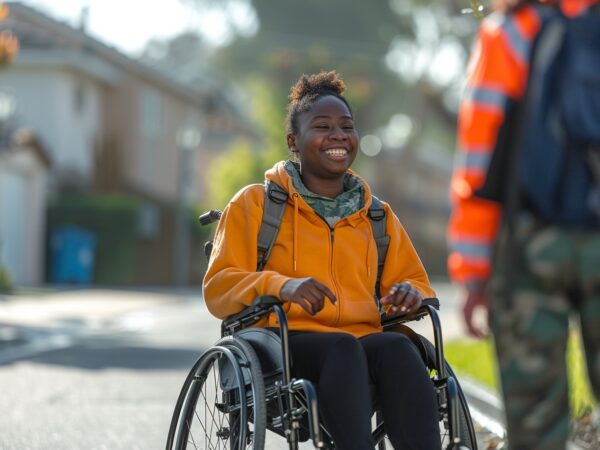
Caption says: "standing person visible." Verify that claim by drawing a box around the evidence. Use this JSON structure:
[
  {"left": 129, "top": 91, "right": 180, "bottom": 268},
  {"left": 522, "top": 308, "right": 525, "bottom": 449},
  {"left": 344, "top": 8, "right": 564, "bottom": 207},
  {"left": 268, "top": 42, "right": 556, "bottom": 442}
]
[
  {"left": 204, "top": 71, "right": 441, "bottom": 449},
  {"left": 448, "top": 0, "right": 600, "bottom": 448}
]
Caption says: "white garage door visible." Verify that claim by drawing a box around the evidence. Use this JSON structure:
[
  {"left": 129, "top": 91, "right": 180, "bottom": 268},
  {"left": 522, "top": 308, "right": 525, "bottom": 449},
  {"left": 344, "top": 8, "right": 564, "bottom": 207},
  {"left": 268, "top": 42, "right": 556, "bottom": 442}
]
[{"left": 0, "top": 167, "right": 28, "bottom": 285}]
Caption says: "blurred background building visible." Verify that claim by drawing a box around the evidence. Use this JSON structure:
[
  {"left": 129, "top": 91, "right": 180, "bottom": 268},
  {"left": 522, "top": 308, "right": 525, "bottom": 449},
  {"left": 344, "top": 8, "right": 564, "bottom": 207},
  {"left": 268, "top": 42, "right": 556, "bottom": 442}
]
[{"left": 0, "top": 0, "right": 479, "bottom": 288}]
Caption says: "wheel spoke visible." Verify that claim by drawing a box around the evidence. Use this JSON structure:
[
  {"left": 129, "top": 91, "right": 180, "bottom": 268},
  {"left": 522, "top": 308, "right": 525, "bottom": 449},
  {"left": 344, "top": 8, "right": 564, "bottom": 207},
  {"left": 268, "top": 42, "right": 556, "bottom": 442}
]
[{"left": 171, "top": 339, "right": 266, "bottom": 450}]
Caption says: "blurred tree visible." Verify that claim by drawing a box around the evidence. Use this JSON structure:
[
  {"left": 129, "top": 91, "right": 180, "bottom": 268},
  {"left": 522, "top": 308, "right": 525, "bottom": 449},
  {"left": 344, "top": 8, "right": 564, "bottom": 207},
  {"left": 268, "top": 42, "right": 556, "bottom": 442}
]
[
  {"left": 173, "top": 0, "right": 484, "bottom": 128},
  {"left": 139, "top": 0, "right": 489, "bottom": 201},
  {"left": 205, "top": 78, "right": 288, "bottom": 208},
  {"left": 0, "top": 3, "right": 19, "bottom": 68}
]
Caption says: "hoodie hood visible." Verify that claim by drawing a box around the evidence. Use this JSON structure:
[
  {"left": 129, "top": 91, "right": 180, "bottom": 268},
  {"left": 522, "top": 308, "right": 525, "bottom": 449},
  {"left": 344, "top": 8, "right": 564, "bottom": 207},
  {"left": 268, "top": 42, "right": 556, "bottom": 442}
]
[
  {"left": 265, "top": 160, "right": 374, "bottom": 218},
  {"left": 265, "top": 160, "right": 376, "bottom": 274}
]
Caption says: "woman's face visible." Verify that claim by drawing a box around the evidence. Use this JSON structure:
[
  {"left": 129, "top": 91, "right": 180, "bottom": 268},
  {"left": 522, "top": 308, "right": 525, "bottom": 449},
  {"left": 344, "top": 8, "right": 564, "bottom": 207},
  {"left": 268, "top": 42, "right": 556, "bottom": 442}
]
[{"left": 288, "top": 95, "right": 359, "bottom": 181}]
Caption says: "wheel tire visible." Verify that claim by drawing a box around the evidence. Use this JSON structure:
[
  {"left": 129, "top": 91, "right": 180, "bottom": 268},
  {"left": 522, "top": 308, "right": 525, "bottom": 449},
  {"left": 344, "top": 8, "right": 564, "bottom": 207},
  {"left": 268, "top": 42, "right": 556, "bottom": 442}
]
[
  {"left": 419, "top": 337, "right": 478, "bottom": 450},
  {"left": 166, "top": 337, "right": 266, "bottom": 450},
  {"left": 442, "top": 361, "right": 477, "bottom": 449}
]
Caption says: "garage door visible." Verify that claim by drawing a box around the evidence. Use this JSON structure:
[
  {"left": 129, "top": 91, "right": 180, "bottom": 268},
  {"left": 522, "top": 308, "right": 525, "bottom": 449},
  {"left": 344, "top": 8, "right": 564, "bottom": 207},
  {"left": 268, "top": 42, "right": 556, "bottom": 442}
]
[{"left": 0, "top": 167, "right": 28, "bottom": 285}]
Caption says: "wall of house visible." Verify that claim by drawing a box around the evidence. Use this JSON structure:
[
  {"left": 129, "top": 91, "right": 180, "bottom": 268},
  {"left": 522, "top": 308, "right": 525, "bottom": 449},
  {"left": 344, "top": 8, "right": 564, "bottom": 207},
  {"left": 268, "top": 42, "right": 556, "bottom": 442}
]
[
  {"left": 0, "top": 65, "right": 103, "bottom": 186},
  {"left": 103, "top": 76, "right": 203, "bottom": 205}
]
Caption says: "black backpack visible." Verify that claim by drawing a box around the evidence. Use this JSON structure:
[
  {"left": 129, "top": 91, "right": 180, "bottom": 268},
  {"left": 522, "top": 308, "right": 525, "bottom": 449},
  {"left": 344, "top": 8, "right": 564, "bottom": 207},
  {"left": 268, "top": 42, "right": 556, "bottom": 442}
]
[
  {"left": 477, "top": 3, "right": 600, "bottom": 226},
  {"left": 201, "top": 180, "right": 390, "bottom": 312}
]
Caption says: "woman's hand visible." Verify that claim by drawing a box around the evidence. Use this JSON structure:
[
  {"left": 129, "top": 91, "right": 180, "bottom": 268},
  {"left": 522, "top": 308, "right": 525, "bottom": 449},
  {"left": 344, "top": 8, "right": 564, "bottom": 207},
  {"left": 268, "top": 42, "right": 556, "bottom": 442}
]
[
  {"left": 280, "top": 278, "right": 337, "bottom": 315},
  {"left": 379, "top": 282, "right": 423, "bottom": 315}
]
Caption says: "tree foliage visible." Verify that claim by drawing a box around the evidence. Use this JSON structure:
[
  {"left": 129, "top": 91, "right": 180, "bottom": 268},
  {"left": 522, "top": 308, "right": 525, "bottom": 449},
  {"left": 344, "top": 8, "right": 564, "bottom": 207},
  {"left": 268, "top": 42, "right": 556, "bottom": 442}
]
[{"left": 205, "top": 78, "right": 288, "bottom": 208}]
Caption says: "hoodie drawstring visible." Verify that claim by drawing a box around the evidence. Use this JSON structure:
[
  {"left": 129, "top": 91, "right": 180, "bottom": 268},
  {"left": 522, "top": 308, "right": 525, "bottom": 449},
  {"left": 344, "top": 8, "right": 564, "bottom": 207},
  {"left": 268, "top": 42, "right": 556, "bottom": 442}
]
[
  {"left": 361, "top": 211, "right": 373, "bottom": 277},
  {"left": 292, "top": 193, "right": 299, "bottom": 272}
]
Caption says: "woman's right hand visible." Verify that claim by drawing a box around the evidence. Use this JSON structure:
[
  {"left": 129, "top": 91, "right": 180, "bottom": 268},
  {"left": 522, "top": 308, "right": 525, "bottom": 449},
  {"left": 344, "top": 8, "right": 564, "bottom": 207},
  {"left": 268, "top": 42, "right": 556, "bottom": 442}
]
[{"left": 280, "top": 278, "right": 337, "bottom": 315}]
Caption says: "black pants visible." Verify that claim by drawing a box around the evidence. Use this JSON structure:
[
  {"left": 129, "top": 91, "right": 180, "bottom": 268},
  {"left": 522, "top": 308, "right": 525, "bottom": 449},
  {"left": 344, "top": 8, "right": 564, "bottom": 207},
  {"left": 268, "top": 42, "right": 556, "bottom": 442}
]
[{"left": 288, "top": 331, "right": 441, "bottom": 450}]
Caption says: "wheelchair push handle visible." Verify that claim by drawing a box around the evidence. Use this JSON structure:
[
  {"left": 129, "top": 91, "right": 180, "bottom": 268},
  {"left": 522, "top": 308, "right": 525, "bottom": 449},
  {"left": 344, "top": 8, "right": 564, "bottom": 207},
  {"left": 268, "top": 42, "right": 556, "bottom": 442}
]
[{"left": 199, "top": 209, "right": 222, "bottom": 226}]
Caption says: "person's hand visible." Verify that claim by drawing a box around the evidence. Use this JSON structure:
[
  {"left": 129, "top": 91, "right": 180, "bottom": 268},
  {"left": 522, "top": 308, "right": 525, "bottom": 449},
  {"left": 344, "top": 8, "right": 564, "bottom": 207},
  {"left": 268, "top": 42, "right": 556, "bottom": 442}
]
[
  {"left": 491, "top": 0, "right": 520, "bottom": 12},
  {"left": 280, "top": 278, "right": 337, "bottom": 315},
  {"left": 462, "top": 284, "right": 489, "bottom": 339},
  {"left": 379, "top": 282, "right": 423, "bottom": 316}
]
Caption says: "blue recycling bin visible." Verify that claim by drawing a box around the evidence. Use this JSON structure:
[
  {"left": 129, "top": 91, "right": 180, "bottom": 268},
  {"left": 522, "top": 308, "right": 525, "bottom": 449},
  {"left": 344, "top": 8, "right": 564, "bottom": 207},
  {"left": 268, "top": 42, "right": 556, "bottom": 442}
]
[{"left": 50, "top": 226, "right": 97, "bottom": 284}]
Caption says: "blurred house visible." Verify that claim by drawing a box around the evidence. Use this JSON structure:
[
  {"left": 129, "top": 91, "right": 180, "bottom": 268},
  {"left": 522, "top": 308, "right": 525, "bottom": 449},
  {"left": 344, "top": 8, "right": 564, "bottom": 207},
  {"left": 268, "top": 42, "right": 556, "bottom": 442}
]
[
  {"left": 0, "top": 2, "right": 254, "bottom": 285},
  {"left": 361, "top": 144, "right": 453, "bottom": 278}
]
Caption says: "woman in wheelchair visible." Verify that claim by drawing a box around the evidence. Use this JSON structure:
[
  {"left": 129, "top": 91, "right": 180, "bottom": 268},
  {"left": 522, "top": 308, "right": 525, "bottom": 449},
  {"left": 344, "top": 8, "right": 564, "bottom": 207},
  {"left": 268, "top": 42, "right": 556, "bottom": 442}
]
[{"left": 202, "top": 71, "right": 442, "bottom": 449}]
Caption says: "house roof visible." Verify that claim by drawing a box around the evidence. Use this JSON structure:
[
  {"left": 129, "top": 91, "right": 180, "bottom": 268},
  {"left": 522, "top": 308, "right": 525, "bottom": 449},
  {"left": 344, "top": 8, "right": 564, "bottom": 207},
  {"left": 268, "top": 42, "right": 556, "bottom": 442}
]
[{"left": 4, "top": 2, "right": 216, "bottom": 109}]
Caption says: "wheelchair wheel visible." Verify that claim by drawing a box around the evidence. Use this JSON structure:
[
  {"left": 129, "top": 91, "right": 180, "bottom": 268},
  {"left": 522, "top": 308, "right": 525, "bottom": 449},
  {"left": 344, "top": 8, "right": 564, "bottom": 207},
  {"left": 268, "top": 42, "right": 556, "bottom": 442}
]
[
  {"left": 419, "top": 338, "right": 477, "bottom": 450},
  {"left": 166, "top": 336, "right": 266, "bottom": 450},
  {"left": 439, "top": 361, "right": 477, "bottom": 449}
]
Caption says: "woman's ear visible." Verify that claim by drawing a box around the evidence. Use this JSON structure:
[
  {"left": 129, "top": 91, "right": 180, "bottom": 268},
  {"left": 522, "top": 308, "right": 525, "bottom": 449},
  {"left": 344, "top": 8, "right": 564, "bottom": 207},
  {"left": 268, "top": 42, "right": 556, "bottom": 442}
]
[{"left": 286, "top": 134, "right": 295, "bottom": 151}]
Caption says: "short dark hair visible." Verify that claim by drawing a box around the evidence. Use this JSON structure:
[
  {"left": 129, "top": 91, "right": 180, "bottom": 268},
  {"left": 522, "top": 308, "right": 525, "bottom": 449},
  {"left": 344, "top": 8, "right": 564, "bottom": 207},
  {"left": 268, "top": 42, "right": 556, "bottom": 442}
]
[{"left": 286, "top": 71, "right": 353, "bottom": 135}]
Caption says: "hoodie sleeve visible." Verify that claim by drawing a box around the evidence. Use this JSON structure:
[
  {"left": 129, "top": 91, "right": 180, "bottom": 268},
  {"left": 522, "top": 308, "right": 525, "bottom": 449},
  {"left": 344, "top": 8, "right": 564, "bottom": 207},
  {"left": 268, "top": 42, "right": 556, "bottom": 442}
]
[
  {"left": 379, "top": 203, "right": 436, "bottom": 300},
  {"left": 202, "top": 186, "right": 292, "bottom": 319}
]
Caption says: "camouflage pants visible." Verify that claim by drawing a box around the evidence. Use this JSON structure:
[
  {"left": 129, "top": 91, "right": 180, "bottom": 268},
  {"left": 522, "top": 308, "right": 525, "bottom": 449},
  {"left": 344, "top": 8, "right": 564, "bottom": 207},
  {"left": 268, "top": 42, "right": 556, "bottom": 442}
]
[{"left": 489, "top": 222, "right": 600, "bottom": 450}]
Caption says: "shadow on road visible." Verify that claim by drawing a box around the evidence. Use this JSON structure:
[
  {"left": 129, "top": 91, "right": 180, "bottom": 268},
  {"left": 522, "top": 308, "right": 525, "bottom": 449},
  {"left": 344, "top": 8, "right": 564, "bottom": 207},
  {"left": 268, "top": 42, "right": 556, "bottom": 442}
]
[{"left": 25, "top": 337, "right": 208, "bottom": 371}]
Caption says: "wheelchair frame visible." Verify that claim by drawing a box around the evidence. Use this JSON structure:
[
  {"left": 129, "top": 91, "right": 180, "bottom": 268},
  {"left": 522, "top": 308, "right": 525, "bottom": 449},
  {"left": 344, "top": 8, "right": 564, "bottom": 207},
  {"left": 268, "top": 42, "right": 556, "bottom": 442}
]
[{"left": 166, "top": 295, "right": 478, "bottom": 450}]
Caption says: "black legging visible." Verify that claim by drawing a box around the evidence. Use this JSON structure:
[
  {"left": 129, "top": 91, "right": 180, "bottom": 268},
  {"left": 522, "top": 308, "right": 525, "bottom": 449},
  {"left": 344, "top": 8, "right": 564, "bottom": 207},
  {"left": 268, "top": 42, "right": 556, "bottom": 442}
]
[{"left": 288, "top": 331, "right": 441, "bottom": 450}]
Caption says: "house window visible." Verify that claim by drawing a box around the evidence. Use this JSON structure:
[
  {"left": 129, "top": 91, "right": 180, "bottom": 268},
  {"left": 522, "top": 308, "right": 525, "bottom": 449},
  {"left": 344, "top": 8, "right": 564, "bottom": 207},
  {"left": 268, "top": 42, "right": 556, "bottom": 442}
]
[
  {"left": 73, "top": 82, "right": 86, "bottom": 114},
  {"left": 141, "top": 88, "right": 162, "bottom": 138}
]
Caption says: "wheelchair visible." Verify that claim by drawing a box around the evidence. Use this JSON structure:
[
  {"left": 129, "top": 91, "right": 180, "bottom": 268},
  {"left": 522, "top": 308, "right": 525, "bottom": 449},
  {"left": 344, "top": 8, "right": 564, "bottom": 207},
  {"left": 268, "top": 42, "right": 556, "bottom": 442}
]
[{"left": 166, "top": 295, "right": 478, "bottom": 450}]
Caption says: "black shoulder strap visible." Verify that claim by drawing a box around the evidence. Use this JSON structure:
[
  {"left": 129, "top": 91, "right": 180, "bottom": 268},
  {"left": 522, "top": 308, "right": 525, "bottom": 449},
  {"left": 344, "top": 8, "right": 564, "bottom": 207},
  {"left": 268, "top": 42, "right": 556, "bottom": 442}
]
[
  {"left": 368, "top": 195, "right": 390, "bottom": 315},
  {"left": 257, "top": 181, "right": 288, "bottom": 271}
]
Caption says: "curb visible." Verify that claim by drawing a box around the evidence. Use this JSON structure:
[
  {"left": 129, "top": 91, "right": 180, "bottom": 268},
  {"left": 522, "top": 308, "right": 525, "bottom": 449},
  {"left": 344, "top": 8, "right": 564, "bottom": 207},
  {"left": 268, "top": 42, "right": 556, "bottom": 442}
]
[{"left": 459, "top": 377, "right": 506, "bottom": 441}]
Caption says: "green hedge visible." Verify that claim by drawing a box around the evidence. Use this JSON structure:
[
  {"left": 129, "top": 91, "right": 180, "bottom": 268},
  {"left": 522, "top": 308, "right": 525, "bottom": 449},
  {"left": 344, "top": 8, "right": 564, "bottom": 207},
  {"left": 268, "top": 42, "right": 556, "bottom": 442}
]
[{"left": 47, "top": 193, "right": 140, "bottom": 285}]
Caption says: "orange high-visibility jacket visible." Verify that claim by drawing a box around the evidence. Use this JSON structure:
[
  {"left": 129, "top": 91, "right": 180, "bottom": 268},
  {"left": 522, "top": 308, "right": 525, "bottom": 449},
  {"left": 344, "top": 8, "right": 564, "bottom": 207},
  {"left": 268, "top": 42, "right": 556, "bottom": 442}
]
[
  {"left": 204, "top": 161, "right": 435, "bottom": 337},
  {"left": 447, "top": 0, "right": 597, "bottom": 286}
]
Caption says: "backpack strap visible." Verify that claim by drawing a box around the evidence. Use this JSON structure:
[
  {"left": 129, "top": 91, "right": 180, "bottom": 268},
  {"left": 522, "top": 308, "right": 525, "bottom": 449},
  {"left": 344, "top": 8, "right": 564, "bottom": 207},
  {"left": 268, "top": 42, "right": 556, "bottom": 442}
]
[
  {"left": 257, "top": 181, "right": 288, "bottom": 271},
  {"left": 256, "top": 184, "right": 391, "bottom": 315},
  {"left": 368, "top": 196, "right": 390, "bottom": 315}
]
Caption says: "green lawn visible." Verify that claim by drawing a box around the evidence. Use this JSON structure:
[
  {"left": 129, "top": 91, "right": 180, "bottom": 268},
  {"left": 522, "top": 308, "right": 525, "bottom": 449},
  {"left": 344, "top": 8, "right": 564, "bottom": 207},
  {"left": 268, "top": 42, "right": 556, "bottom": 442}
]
[{"left": 445, "top": 332, "right": 596, "bottom": 417}]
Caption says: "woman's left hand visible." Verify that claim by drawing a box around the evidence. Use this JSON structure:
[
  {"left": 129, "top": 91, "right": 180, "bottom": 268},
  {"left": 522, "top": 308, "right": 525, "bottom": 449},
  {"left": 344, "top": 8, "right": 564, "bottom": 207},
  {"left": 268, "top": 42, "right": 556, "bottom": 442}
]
[{"left": 379, "top": 282, "right": 423, "bottom": 315}]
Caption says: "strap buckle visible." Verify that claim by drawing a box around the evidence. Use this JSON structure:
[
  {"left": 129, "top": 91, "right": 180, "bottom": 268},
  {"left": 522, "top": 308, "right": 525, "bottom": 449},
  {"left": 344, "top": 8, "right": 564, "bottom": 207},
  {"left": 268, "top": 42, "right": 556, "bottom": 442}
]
[
  {"left": 368, "top": 208, "right": 385, "bottom": 221},
  {"left": 268, "top": 184, "right": 288, "bottom": 204}
]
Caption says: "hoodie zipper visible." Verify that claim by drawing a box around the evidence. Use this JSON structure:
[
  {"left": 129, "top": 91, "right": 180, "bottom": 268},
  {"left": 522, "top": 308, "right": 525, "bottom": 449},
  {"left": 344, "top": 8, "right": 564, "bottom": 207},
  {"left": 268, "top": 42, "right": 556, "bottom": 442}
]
[
  {"left": 317, "top": 216, "right": 341, "bottom": 325},
  {"left": 327, "top": 223, "right": 341, "bottom": 325}
]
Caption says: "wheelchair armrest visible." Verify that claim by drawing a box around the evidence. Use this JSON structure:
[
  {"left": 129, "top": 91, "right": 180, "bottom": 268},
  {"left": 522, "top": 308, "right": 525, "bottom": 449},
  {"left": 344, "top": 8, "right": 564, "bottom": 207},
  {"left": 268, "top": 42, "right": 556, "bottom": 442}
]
[
  {"left": 221, "top": 296, "right": 283, "bottom": 335},
  {"left": 381, "top": 297, "right": 440, "bottom": 330}
]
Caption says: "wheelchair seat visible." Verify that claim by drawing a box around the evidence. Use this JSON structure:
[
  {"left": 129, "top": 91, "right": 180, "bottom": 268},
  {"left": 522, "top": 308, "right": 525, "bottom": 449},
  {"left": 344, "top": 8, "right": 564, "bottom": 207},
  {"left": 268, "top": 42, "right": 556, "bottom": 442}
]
[{"left": 237, "top": 328, "right": 285, "bottom": 383}]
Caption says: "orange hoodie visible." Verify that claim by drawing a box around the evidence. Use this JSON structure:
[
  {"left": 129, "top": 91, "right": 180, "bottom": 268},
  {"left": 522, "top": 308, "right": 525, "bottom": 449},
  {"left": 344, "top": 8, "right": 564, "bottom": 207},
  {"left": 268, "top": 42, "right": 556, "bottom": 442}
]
[{"left": 203, "top": 161, "right": 435, "bottom": 337}]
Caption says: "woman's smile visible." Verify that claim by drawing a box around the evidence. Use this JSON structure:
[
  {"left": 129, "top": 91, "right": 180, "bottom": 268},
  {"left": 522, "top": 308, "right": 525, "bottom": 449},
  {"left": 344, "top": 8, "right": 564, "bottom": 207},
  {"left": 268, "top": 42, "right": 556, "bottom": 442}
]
[{"left": 323, "top": 148, "right": 349, "bottom": 160}]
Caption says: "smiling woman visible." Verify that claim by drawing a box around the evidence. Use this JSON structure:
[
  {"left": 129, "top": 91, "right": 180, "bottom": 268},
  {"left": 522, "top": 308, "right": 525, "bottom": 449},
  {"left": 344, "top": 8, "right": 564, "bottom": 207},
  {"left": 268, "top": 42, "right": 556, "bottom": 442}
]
[{"left": 203, "top": 70, "right": 442, "bottom": 449}]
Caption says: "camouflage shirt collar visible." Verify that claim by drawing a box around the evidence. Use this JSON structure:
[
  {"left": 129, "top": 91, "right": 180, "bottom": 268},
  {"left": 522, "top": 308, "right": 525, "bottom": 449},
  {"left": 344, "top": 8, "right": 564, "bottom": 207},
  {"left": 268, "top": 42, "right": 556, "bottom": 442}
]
[{"left": 283, "top": 160, "right": 365, "bottom": 226}]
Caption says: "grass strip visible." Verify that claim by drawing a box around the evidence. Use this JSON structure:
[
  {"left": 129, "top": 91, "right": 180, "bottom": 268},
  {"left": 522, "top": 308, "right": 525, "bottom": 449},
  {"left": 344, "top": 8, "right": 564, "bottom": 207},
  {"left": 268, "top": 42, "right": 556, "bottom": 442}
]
[{"left": 445, "top": 332, "right": 595, "bottom": 417}]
